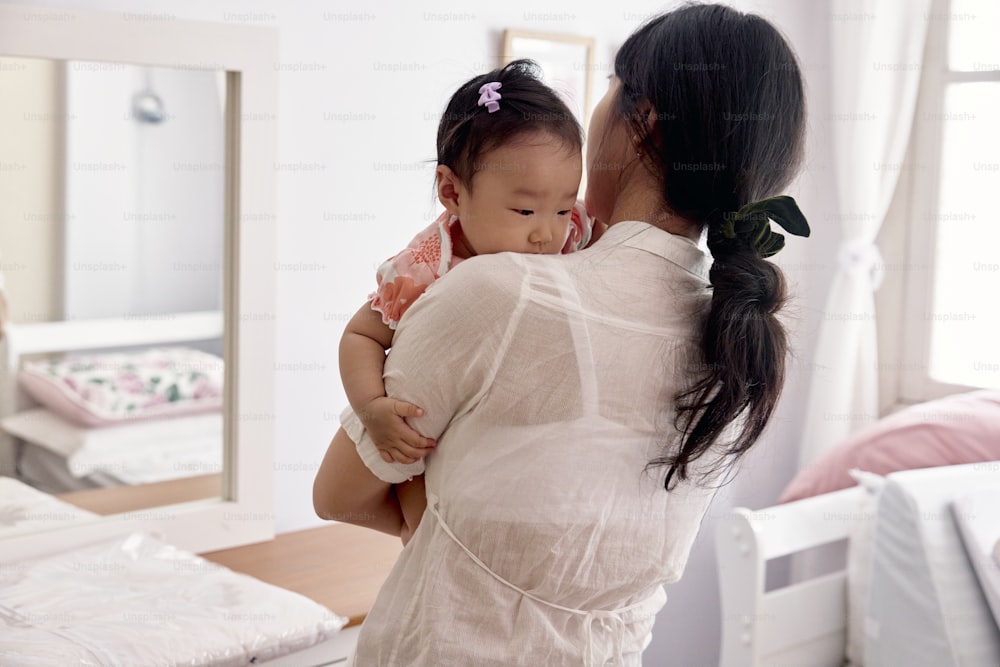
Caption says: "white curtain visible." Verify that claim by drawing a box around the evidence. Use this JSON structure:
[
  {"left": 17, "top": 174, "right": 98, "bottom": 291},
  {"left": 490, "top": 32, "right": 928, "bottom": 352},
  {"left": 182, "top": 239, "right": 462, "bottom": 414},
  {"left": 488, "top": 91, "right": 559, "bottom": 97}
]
[{"left": 798, "top": 0, "right": 932, "bottom": 467}]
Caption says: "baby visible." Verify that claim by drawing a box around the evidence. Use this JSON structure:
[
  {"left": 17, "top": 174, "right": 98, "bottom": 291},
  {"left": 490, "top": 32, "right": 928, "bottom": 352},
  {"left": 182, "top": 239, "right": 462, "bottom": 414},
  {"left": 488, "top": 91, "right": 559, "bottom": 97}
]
[{"left": 336, "top": 60, "right": 603, "bottom": 539}]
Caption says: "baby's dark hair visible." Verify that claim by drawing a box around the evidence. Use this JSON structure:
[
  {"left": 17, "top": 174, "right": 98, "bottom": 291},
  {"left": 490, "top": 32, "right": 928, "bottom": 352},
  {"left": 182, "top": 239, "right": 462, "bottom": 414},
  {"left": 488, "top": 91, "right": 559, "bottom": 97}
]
[{"left": 436, "top": 59, "right": 583, "bottom": 190}]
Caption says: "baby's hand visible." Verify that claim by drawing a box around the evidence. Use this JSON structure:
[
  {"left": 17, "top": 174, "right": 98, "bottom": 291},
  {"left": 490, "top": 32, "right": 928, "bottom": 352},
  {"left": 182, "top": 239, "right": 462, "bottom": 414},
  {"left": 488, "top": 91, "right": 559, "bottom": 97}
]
[{"left": 359, "top": 397, "right": 436, "bottom": 464}]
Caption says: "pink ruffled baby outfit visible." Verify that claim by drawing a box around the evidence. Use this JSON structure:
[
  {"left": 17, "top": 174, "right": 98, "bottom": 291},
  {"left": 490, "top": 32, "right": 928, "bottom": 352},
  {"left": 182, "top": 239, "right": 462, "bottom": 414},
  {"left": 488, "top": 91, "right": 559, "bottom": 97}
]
[{"left": 369, "top": 202, "right": 592, "bottom": 329}]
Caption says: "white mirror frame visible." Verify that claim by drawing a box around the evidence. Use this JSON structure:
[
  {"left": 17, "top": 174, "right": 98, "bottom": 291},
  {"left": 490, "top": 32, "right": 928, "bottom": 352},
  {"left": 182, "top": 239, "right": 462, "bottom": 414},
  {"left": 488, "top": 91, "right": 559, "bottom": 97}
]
[{"left": 0, "top": 4, "right": 277, "bottom": 558}]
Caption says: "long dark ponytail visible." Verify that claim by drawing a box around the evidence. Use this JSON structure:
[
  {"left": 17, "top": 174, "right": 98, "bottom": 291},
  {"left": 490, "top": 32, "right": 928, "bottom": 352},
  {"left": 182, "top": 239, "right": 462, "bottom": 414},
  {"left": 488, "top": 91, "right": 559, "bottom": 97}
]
[{"left": 614, "top": 4, "right": 806, "bottom": 488}]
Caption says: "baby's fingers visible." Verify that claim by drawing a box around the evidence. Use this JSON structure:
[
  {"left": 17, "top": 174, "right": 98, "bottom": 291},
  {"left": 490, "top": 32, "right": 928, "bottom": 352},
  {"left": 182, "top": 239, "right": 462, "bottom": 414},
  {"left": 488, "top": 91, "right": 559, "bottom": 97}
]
[
  {"left": 387, "top": 441, "right": 432, "bottom": 462},
  {"left": 402, "top": 432, "right": 436, "bottom": 451},
  {"left": 391, "top": 400, "right": 424, "bottom": 419},
  {"left": 388, "top": 448, "right": 419, "bottom": 464}
]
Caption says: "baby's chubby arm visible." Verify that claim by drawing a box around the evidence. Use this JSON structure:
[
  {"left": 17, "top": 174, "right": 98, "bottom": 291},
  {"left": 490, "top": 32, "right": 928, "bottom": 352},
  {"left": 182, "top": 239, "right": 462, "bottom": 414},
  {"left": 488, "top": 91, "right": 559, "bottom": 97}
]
[{"left": 340, "top": 302, "right": 436, "bottom": 463}]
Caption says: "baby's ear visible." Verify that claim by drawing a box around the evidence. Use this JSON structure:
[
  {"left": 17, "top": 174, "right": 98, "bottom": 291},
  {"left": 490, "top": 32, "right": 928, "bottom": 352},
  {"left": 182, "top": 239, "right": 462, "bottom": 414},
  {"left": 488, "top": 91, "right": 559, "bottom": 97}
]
[{"left": 435, "top": 165, "right": 462, "bottom": 214}]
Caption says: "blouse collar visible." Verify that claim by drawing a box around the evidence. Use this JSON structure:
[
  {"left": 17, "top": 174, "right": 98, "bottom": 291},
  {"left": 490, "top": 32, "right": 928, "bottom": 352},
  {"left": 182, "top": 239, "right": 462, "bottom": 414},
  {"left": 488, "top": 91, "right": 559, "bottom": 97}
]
[{"left": 601, "top": 220, "right": 711, "bottom": 282}]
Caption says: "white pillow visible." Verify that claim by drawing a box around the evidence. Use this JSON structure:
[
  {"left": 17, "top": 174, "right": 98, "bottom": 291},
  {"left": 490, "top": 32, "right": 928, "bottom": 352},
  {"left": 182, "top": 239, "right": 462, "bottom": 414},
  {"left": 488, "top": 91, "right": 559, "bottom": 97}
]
[
  {"left": 864, "top": 463, "right": 1000, "bottom": 666},
  {"left": 3, "top": 408, "right": 94, "bottom": 457},
  {"left": 1, "top": 408, "right": 222, "bottom": 484},
  {"left": 3, "top": 408, "right": 219, "bottom": 455}
]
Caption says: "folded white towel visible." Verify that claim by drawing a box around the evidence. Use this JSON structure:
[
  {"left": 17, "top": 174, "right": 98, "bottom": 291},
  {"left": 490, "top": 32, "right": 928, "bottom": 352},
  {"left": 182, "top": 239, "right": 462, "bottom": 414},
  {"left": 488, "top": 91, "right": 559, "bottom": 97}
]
[{"left": 0, "top": 532, "right": 347, "bottom": 665}]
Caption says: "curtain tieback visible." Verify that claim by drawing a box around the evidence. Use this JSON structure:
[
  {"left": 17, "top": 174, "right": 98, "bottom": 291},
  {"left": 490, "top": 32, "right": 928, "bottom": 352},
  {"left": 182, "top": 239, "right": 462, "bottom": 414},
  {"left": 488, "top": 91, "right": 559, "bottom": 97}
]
[{"left": 837, "top": 238, "right": 885, "bottom": 290}]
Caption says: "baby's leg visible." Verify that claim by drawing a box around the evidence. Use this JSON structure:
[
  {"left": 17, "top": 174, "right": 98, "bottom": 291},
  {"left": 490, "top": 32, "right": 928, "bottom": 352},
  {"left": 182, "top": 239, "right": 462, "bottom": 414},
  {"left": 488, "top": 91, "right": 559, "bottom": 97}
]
[
  {"left": 313, "top": 427, "right": 405, "bottom": 537},
  {"left": 395, "top": 475, "right": 427, "bottom": 545}
]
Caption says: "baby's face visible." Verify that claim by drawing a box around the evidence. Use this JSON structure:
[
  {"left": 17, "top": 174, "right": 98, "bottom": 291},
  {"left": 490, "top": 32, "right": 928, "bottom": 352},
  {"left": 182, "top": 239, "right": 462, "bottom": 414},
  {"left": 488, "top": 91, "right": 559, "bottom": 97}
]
[{"left": 457, "top": 132, "right": 581, "bottom": 256}]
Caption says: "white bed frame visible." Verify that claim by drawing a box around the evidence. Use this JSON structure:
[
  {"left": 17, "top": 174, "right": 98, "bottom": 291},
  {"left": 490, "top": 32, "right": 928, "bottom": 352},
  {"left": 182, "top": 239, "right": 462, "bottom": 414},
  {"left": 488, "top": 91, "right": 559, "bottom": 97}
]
[
  {"left": 0, "top": 311, "right": 223, "bottom": 479},
  {"left": 715, "top": 486, "right": 864, "bottom": 667}
]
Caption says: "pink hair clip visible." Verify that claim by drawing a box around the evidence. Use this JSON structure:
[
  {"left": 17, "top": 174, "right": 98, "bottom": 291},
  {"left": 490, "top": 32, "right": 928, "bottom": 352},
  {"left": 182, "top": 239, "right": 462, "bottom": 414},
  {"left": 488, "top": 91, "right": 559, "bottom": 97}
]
[{"left": 477, "top": 81, "right": 502, "bottom": 113}]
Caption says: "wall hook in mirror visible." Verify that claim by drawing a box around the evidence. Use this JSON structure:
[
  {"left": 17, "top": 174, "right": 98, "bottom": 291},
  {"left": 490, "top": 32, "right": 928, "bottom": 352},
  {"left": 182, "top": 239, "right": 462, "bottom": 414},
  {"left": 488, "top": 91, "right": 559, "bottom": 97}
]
[
  {"left": 132, "top": 89, "right": 166, "bottom": 124},
  {"left": 132, "top": 69, "right": 166, "bottom": 124}
]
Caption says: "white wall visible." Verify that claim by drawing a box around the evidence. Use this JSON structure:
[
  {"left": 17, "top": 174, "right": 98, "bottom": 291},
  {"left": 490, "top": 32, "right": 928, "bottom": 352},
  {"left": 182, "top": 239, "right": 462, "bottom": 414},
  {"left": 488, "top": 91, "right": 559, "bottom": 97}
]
[
  {"left": 63, "top": 63, "right": 224, "bottom": 319},
  {"left": 1, "top": 1, "right": 839, "bottom": 664}
]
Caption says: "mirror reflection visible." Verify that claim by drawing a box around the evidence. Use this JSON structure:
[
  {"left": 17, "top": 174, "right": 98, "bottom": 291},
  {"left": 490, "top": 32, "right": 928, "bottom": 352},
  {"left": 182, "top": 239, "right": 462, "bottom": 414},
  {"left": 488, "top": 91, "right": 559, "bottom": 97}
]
[{"left": 0, "top": 56, "right": 226, "bottom": 537}]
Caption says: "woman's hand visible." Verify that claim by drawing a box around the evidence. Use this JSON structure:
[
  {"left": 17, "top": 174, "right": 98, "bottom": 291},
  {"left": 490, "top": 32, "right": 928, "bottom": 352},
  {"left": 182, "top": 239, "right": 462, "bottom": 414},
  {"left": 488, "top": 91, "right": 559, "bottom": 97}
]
[{"left": 360, "top": 396, "right": 436, "bottom": 464}]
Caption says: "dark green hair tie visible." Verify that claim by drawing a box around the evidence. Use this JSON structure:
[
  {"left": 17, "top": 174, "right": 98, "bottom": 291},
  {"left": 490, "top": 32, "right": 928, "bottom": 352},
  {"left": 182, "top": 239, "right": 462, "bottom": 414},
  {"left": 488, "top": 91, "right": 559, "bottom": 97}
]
[{"left": 707, "top": 195, "right": 811, "bottom": 258}]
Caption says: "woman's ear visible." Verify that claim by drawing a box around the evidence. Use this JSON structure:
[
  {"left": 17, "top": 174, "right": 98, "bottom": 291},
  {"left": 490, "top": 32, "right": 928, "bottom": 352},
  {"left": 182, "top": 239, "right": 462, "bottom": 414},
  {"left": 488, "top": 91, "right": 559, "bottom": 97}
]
[
  {"left": 436, "top": 165, "right": 463, "bottom": 214},
  {"left": 632, "top": 99, "right": 660, "bottom": 152},
  {"left": 643, "top": 106, "right": 659, "bottom": 137}
]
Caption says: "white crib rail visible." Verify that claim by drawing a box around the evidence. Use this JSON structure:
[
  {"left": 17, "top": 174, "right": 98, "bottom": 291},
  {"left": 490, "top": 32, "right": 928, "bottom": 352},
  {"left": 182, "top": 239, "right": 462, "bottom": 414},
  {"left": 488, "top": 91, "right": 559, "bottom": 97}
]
[{"left": 716, "top": 486, "right": 864, "bottom": 667}]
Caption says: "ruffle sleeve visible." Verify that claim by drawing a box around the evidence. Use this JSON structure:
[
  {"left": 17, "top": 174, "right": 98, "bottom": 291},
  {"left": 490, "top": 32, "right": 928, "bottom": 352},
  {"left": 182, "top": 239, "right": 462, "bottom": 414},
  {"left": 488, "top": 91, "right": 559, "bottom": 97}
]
[
  {"left": 561, "top": 200, "right": 594, "bottom": 254},
  {"left": 369, "top": 218, "right": 450, "bottom": 330}
]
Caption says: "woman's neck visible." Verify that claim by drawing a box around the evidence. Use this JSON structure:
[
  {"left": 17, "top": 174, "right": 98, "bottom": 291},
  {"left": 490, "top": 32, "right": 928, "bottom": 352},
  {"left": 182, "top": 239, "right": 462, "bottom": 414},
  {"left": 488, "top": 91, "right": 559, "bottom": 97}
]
[{"left": 607, "top": 175, "right": 702, "bottom": 242}]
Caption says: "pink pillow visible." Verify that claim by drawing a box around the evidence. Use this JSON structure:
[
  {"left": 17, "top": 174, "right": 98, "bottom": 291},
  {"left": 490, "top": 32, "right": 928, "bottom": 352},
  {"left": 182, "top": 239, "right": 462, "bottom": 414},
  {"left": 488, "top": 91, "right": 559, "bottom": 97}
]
[
  {"left": 19, "top": 348, "right": 223, "bottom": 427},
  {"left": 779, "top": 390, "right": 1000, "bottom": 503}
]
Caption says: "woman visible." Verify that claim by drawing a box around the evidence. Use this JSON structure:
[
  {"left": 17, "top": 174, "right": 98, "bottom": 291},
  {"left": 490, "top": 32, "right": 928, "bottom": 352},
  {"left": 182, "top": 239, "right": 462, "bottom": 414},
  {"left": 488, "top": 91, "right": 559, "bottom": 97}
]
[{"left": 314, "top": 4, "right": 809, "bottom": 665}]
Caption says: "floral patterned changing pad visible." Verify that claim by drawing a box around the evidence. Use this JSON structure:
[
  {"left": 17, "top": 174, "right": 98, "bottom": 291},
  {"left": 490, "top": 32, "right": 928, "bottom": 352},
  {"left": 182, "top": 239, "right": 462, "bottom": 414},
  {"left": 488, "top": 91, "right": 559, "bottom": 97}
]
[{"left": 19, "top": 347, "right": 224, "bottom": 427}]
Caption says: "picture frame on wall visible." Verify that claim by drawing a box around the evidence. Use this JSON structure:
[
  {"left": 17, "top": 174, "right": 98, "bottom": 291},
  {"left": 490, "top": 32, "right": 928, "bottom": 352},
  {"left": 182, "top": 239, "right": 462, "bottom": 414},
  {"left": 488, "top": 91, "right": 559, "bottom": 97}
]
[{"left": 501, "top": 29, "right": 596, "bottom": 127}]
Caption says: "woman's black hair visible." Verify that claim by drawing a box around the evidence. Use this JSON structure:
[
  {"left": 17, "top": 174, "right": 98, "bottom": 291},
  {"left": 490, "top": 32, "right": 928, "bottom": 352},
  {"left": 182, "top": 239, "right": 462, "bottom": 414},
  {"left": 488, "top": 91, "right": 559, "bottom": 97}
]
[
  {"left": 614, "top": 3, "right": 807, "bottom": 488},
  {"left": 436, "top": 59, "right": 583, "bottom": 189}
]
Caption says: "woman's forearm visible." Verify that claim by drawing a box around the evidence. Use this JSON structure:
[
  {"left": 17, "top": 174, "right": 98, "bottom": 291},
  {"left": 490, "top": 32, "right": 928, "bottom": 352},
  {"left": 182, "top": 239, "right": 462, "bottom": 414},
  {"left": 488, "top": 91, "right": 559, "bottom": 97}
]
[{"left": 313, "top": 427, "right": 405, "bottom": 537}]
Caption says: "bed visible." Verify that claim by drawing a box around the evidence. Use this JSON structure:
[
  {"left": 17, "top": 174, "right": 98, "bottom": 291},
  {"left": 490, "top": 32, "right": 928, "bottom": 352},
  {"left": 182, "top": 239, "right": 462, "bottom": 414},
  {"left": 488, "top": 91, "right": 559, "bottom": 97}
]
[
  {"left": 0, "top": 476, "right": 348, "bottom": 665},
  {"left": 0, "top": 317, "right": 362, "bottom": 665},
  {"left": 0, "top": 312, "right": 224, "bottom": 494},
  {"left": 716, "top": 391, "right": 1000, "bottom": 667}
]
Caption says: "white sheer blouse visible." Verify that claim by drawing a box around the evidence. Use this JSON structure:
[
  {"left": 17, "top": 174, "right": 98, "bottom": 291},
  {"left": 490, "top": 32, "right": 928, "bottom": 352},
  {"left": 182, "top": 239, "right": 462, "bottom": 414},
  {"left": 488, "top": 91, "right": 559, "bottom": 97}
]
[{"left": 343, "top": 220, "right": 729, "bottom": 666}]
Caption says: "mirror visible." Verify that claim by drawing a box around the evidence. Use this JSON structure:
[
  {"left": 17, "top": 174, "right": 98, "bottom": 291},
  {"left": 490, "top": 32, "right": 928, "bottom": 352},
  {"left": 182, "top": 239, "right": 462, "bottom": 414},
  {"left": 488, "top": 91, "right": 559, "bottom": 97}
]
[
  {"left": 501, "top": 30, "right": 595, "bottom": 127},
  {"left": 0, "top": 4, "right": 277, "bottom": 557},
  {"left": 0, "top": 55, "right": 226, "bottom": 536}
]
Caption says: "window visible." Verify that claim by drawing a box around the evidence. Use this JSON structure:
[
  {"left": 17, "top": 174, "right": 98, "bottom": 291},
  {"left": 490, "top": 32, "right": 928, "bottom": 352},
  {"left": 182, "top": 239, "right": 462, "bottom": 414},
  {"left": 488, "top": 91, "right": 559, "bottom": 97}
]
[{"left": 897, "top": 0, "right": 1000, "bottom": 402}]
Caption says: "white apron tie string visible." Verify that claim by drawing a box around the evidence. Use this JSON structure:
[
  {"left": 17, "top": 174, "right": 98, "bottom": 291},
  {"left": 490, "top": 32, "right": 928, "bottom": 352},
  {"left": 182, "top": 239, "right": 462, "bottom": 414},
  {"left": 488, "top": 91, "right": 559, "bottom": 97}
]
[
  {"left": 584, "top": 610, "right": 627, "bottom": 666},
  {"left": 427, "top": 493, "right": 648, "bottom": 666}
]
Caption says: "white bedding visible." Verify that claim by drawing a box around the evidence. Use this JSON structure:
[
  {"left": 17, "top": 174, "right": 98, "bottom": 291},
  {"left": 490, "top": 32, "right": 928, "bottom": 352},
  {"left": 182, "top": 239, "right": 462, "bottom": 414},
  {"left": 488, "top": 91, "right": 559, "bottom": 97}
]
[
  {"left": 0, "top": 532, "right": 347, "bottom": 665},
  {"left": 0, "top": 476, "right": 98, "bottom": 539},
  {"left": 2, "top": 408, "right": 222, "bottom": 485}
]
